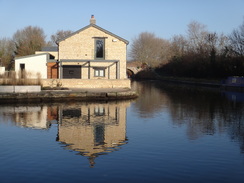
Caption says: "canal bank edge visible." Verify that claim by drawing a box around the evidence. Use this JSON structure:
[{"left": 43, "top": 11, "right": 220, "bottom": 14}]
[
  {"left": 133, "top": 69, "right": 244, "bottom": 92},
  {"left": 0, "top": 89, "right": 138, "bottom": 103}
]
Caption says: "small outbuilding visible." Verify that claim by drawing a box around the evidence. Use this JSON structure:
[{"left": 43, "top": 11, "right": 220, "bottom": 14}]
[{"left": 15, "top": 53, "right": 56, "bottom": 79}]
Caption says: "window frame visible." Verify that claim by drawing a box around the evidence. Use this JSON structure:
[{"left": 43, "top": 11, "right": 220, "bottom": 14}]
[
  {"left": 94, "top": 67, "right": 106, "bottom": 77},
  {"left": 94, "top": 106, "right": 105, "bottom": 116},
  {"left": 94, "top": 38, "right": 105, "bottom": 60}
]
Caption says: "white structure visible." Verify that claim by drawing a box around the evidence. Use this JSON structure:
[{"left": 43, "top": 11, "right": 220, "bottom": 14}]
[
  {"left": 15, "top": 53, "right": 53, "bottom": 79},
  {"left": 0, "top": 85, "right": 41, "bottom": 93},
  {"left": 0, "top": 67, "right": 5, "bottom": 75}
]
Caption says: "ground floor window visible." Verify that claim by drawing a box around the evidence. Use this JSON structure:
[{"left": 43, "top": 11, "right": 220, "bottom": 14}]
[{"left": 94, "top": 67, "right": 106, "bottom": 77}]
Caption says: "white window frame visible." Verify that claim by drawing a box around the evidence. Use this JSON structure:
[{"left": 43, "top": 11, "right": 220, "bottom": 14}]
[{"left": 94, "top": 67, "right": 106, "bottom": 77}]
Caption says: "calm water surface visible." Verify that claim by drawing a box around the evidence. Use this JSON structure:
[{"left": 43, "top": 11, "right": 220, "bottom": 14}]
[{"left": 1, "top": 81, "right": 244, "bottom": 183}]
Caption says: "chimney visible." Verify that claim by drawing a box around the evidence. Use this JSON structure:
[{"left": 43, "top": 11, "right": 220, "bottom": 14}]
[{"left": 90, "top": 15, "right": 96, "bottom": 24}]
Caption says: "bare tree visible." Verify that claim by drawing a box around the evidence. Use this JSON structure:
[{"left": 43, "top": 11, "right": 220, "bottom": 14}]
[
  {"left": 50, "top": 30, "right": 73, "bottom": 45},
  {"left": 13, "top": 26, "right": 47, "bottom": 57},
  {"left": 130, "top": 32, "right": 169, "bottom": 67},
  {"left": 0, "top": 38, "right": 15, "bottom": 69},
  {"left": 203, "top": 32, "right": 229, "bottom": 63},
  {"left": 229, "top": 20, "right": 244, "bottom": 56},
  {"left": 208, "top": 33, "right": 228, "bottom": 54},
  {"left": 170, "top": 35, "right": 188, "bottom": 57},
  {"left": 186, "top": 21, "right": 209, "bottom": 54},
  {"left": 160, "top": 39, "right": 172, "bottom": 64}
]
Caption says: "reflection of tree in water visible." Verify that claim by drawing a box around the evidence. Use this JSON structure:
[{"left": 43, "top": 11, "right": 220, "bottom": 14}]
[
  {"left": 131, "top": 81, "right": 170, "bottom": 118},
  {"left": 159, "top": 83, "right": 244, "bottom": 152},
  {"left": 134, "top": 81, "right": 244, "bottom": 152},
  {"left": 225, "top": 103, "right": 244, "bottom": 153}
]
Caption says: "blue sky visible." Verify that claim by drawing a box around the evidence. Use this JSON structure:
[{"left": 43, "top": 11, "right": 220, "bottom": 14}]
[{"left": 0, "top": 0, "right": 243, "bottom": 44}]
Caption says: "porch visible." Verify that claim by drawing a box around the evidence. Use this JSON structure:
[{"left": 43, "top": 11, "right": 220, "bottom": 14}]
[{"left": 57, "top": 60, "right": 120, "bottom": 79}]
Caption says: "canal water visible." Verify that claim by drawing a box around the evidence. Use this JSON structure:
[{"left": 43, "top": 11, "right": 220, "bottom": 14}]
[{"left": 0, "top": 81, "right": 244, "bottom": 183}]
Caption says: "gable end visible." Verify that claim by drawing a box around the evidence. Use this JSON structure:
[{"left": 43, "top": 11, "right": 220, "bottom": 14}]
[{"left": 57, "top": 24, "right": 129, "bottom": 45}]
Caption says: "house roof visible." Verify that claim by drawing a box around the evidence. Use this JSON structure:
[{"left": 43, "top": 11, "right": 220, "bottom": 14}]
[
  {"left": 41, "top": 46, "right": 58, "bottom": 52},
  {"left": 57, "top": 24, "right": 129, "bottom": 45},
  {"left": 15, "top": 53, "right": 54, "bottom": 60}
]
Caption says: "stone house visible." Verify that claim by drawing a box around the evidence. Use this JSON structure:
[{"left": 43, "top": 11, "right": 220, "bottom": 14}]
[{"left": 15, "top": 15, "right": 130, "bottom": 88}]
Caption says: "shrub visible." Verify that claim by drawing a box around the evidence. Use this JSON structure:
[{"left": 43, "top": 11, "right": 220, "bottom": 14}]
[{"left": 156, "top": 54, "right": 244, "bottom": 79}]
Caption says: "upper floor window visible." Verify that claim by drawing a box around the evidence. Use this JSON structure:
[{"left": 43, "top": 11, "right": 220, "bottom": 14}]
[{"left": 95, "top": 39, "right": 105, "bottom": 59}]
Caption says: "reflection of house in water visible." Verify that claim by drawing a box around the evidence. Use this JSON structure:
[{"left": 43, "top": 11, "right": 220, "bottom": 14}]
[
  {"left": 57, "top": 102, "right": 130, "bottom": 167},
  {"left": 0, "top": 105, "right": 58, "bottom": 129},
  {"left": 0, "top": 101, "right": 131, "bottom": 167}
]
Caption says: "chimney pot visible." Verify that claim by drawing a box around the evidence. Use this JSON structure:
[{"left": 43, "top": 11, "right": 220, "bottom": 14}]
[{"left": 90, "top": 15, "right": 96, "bottom": 24}]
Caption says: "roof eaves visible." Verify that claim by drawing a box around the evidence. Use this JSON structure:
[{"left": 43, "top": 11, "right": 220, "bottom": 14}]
[{"left": 15, "top": 53, "right": 50, "bottom": 60}]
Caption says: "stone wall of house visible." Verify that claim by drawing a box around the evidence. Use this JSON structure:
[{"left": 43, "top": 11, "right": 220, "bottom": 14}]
[
  {"left": 59, "top": 26, "right": 127, "bottom": 79},
  {"left": 42, "top": 79, "right": 131, "bottom": 89}
]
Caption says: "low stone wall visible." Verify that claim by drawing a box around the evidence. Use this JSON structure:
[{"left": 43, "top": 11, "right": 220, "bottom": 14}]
[
  {"left": 0, "top": 90, "right": 138, "bottom": 103},
  {"left": 42, "top": 79, "right": 131, "bottom": 89},
  {"left": 0, "top": 85, "right": 41, "bottom": 93}
]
